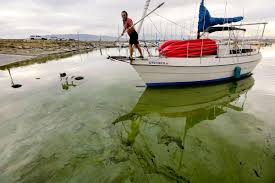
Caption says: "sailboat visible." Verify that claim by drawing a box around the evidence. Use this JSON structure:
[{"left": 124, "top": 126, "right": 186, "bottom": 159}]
[{"left": 110, "top": 0, "right": 267, "bottom": 87}]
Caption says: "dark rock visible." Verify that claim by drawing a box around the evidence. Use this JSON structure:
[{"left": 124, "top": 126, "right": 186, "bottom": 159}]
[
  {"left": 75, "top": 76, "right": 84, "bottom": 80},
  {"left": 60, "top": 73, "right": 66, "bottom": 77},
  {"left": 12, "top": 84, "right": 22, "bottom": 88}
]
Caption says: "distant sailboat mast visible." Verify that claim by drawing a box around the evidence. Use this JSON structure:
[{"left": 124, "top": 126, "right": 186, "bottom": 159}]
[{"left": 137, "top": 0, "right": 151, "bottom": 34}]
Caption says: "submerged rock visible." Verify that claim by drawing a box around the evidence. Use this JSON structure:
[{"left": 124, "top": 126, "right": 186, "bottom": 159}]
[
  {"left": 60, "top": 73, "right": 66, "bottom": 77},
  {"left": 253, "top": 169, "right": 261, "bottom": 178},
  {"left": 11, "top": 84, "right": 22, "bottom": 88},
  {"left": 75, "top": 76, "right": 84, "bottom": 81}
]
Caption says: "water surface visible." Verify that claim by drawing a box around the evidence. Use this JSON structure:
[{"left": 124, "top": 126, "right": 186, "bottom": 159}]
[{"left": 0, "top": 47, "right": 275, "bottom": 183}]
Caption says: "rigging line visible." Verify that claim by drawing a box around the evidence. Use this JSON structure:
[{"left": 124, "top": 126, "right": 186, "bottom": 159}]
[
  {"left": 222, "top": 0, "right": 228, "bottom": 33},
  {"left": 148, "top": 9, "right": 186, "bottom": 30},
  {"left": 142, "top": 27, "right": 152, "bottom": 57},
  {"left": 164, "top": 22, "right": 168, "bottom": 40},
  {"left": 235, "top": 9, "right": 244, "bottom": 43},
  {"left": 223, "top": 0, "right": 228, "bottom": 23},
  {"left": 159, "top": 21, "right": 163, "bottom": 40},
  {"left": 148, "top": 16, "right": 162, "bottom": 35},
  {"left": 191, "top": 0, "right": 200, "bottom": 39},
  {"left": 256, "top": 23, "right": 261, "bottom": 41},
  {"left": 240, "top": 8, "right": 245, "bottom": 48}
]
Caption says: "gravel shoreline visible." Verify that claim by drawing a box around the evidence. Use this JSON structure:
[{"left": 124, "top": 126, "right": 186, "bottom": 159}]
[
  {"left": 0, "top": 54, "right": 35, "bottom": 67},
  {"left": 0, "top": 39, "right": 117, "bottom": 69}
]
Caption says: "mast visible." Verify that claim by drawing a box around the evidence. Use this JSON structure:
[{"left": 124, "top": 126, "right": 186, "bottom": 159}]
[{"left": 137, "top": 0, "right": 151, "bottom": 34}]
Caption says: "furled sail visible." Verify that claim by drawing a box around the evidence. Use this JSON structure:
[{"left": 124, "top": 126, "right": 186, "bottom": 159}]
[{"left": 198, "top": 0, "right": 243, "bottom": 33}]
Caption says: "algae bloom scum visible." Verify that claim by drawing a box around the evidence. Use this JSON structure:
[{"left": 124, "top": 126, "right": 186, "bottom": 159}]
[{"left": 0, "top": 47, "right": 275, "bottom": 182}]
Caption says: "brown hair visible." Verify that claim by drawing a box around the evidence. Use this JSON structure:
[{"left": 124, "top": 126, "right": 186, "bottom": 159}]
[{"left": 121, "top": 11, "right": 128, "bottom": 16}]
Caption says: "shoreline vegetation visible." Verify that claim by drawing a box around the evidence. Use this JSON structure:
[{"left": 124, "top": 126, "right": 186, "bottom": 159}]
[{"left": 0, "top": 39, "right": 118, "bottom": 70}]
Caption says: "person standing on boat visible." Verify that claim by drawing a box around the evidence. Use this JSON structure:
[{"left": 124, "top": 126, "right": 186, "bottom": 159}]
[{"left": 121, "top": 11, "right": 143, "bottom": 60}]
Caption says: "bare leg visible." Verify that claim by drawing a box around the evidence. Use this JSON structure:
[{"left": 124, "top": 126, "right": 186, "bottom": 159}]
[
  {"left": 135, "top": 44, "right": 143, "bottom": 57},
  {"left": 129, "top": 44, "right": 134, "bottom": 58}
]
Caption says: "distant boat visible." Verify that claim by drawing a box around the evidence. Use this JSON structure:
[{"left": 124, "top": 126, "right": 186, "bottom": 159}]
[{"left": 110, "top": 0, "right": 267, "bottom": 87}]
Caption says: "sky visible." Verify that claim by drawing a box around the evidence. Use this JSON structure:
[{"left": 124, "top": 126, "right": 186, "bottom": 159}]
[{"left": 0, "top": 0, "right": 274, "bottom": 39}]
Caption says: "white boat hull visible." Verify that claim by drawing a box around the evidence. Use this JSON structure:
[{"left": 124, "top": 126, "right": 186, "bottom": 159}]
[{"left": 131, "top": 53, "right": 262, "bottom": 86}]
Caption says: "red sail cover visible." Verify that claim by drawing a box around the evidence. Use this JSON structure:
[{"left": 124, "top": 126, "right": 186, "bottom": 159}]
[{"left": 158, "top": 39, "right": 217, "bottom": 58}]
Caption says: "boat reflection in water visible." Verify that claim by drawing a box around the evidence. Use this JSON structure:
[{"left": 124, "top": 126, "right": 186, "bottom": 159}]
[
  {"left": 112, "top": 77, "right": 255, "bottom": 182},
  {"left": 114, "top": 76, "right": 254, "bottom": 131}
]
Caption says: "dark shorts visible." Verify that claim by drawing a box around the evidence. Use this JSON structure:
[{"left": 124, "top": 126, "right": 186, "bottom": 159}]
[{"left": 129, "top": 31, "right": 139, "bottom": 45}]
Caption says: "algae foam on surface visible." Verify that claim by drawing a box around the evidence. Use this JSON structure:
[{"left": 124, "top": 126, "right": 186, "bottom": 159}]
[{"left": 0, "top": 48, "right": 275, "bottom": 183}]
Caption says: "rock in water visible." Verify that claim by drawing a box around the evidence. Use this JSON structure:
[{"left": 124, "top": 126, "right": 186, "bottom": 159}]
[
  {"left": 60, "top": 73, "right": 66, "bottom": 77},
  {"left": 75, "top": 76, "right": 84, "bottom": 80}
]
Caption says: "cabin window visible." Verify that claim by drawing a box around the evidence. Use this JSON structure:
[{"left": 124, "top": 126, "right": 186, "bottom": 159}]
[{"left": 230, "top": 49, "right": 255, "bottom": 54}]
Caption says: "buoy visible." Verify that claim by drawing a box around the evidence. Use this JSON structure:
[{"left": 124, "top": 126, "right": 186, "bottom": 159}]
[{"left": 234, "top": 67, "right": 241, "bottom": 79}]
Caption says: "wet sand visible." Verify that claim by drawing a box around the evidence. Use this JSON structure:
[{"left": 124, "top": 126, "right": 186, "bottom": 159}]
[
  {"left": 0, "top": 39, "right": 117, "bottom": 68},
  {"left": 0, "top": 54, "right": 35, "bottom": 67}
]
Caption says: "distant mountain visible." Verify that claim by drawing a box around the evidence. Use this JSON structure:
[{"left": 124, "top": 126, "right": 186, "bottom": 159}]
[{"left": 43, "top": 34, "right": 123, "bottom": 41}]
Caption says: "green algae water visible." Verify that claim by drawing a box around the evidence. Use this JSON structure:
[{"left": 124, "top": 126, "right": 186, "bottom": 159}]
[{"left": 0, "top": 47, "right": 275, "bottom": 183}]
